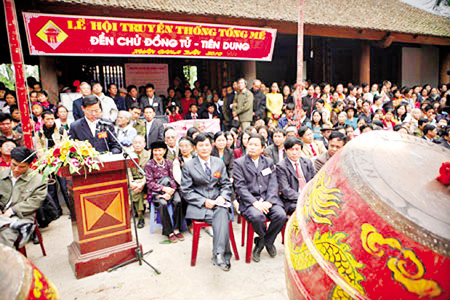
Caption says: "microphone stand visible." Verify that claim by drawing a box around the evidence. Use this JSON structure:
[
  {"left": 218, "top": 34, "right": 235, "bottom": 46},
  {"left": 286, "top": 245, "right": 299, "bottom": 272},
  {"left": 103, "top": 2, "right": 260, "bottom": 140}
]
[{"left": 103, "top": 125, "right": 160, "bottom": 274}]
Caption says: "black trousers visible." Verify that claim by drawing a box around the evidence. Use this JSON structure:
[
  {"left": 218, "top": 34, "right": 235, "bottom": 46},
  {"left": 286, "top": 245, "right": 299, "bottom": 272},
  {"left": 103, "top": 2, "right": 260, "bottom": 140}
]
[
  {"left": 153, "top": 191, "right": 183, "bottom": 237},
  {"left": 283, "top": 201, "right": 297, "bottom": 216},
  {"left": 242, "top": 204, "right": 287, "bottom": 246}
]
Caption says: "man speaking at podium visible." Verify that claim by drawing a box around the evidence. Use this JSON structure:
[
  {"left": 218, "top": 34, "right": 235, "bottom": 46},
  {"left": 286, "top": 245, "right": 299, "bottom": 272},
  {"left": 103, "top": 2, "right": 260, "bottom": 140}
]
[{"left": 69, "top": 95, "right": 121, "bottom": 154}]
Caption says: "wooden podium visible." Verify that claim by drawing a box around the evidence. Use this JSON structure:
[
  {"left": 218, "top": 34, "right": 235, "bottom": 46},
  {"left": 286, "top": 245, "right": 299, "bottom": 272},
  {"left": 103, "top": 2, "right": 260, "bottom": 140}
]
[{"left": 61, "top": 154, "right": 138, "bottom": 279}]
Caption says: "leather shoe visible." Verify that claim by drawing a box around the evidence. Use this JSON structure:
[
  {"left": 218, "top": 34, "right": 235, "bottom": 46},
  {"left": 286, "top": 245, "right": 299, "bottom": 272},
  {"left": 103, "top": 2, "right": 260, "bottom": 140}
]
[
  {"left": 211, "top": 253, "right": 230, "bottom": 272},
  {"left": 266, "top": 244, "right": 277, "bottom": 257},
  {"left": 137, "top": 218, "right": 145, "bottom": 229},
  {"left": 252, "top": 237, "right": 264, "bottom": 263},
  {"left": 19, "top": 224, "right": 36, "bottom": 248},
  {"left": 32, "top": 232, "right": 39, "bottom": 245}
]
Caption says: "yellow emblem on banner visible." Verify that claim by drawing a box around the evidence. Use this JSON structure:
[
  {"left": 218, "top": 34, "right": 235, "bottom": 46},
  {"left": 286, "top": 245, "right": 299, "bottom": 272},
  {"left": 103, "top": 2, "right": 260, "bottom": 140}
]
[{"left": 36, "top": 20, "right": 68, "bottom": 50}]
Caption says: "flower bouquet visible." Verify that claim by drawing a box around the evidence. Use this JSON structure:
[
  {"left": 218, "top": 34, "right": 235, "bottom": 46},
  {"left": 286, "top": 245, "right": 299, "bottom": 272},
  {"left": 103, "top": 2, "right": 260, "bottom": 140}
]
[{"left": 33, "top": 137, "right": 102, "bottom": 181}]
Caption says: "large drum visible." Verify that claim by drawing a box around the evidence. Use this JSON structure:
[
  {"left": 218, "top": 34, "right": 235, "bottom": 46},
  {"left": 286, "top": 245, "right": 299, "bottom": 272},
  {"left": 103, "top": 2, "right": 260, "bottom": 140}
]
[
  {"left": 0, "top": 244, "right": 60, "bottom": 300},
  {"left": 285, "top": 131, "right": 450, "bottom": 299}
]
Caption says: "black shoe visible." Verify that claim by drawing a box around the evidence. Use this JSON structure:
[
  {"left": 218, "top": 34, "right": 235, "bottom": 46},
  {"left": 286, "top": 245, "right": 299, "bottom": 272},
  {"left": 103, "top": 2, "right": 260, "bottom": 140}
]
[
  {"left": 252, "top": 237, "right": 264, "bottom": 263},
  {"left": 211, "top": 254, "right": 231, "bottom": 272},
  {"left": 266, "top": 244, "right": 277, "bottom": 257},
  {"left": 19, "top": 224, "right": 36, "bottom": 248},
  {"left": 32, "top": 232, "right": 39, "bottom": 245},
  {"left": 137, "top": 218, "right": 145, "bottom": 229}
]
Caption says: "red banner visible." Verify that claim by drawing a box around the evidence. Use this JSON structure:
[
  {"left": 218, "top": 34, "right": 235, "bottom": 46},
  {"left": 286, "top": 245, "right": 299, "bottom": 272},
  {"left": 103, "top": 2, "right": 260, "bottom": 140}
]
[{"left": 22, "top": 13, "right": 277, "bottom": 61}]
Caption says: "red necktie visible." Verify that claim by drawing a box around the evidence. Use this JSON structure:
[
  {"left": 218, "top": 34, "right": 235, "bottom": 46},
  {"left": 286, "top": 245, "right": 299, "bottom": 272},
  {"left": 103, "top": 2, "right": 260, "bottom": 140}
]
[
  {"left": 310, "top": 144, "right": 317, "bottom": 157},
  {"left": 295, "top": 162, "right": 307, "bottom": 191},
  {"left": 193, "top": 114, "right": 196, "bottom": 120}
]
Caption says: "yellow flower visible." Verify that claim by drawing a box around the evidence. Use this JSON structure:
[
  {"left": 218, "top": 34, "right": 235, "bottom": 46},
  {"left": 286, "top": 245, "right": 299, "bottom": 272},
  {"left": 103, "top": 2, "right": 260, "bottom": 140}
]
[
  {"left": 60, "top": 155, "right": 66, "bottom": 161},
  {"left": 62, "top": 141, "right": 70, "bottom": 148},
  {"left": 81, "top": 149, "right": 89, "bottom": 156},
  {"left": 61, "top": 147, "right": 69, "bottom": 155}
]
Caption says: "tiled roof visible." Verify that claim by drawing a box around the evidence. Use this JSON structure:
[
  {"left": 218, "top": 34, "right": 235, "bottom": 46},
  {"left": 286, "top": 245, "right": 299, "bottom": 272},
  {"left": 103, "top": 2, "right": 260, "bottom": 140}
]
[{"left": 43, "top": 0, "right": 450, "bottom": 38}]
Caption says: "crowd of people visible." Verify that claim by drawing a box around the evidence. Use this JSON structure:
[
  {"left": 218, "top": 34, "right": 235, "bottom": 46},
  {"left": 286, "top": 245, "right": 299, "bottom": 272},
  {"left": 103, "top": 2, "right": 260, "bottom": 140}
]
[{"left": 0, "top": 75, "right": 449, "bottom": 271}]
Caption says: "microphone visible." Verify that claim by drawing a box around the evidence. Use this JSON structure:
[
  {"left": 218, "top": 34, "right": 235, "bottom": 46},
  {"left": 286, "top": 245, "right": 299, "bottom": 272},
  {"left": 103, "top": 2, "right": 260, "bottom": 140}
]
[{"left": 98, "top": 118, "right": 114, "bottom": 126}]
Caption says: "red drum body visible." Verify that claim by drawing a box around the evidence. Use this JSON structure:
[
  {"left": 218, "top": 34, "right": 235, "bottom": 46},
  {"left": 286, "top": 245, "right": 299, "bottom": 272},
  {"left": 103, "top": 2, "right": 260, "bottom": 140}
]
[
  {"left": 0, "top": 244, "right": 60, "bottom": 300},
  {"left": 285, "top": 131, "right": 450, "bottom": 300}
]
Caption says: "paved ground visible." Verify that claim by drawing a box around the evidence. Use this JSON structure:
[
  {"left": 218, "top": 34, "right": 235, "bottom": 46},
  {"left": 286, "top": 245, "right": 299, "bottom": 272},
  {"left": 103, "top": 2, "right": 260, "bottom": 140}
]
[{"left": 24, "top": 212, "right": 289, "bottom": 300}]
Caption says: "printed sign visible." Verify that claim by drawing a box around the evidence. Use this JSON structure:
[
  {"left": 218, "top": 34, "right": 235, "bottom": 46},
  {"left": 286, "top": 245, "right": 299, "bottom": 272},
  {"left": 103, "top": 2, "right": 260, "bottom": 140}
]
[{"left": 23, "top": 13, "right": 277, "bottom": 61}]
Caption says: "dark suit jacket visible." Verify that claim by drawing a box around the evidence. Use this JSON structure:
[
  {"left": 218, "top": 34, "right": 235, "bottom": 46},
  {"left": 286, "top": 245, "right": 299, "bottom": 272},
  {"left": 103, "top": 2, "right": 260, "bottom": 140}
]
[
  {"left": 183, "top": 113, "right": 199, "bottom": 120},
  {"left": 139, "top": 95, "right": 164, "bottom": 115},
  {"left": 276, "top": 157, "right": 316, "bottom": 203},
  {"left": 211, "top": 147, "right": 234, "bottom": 178},
  {"left": 200, "top": 110, "right": 219, "bottom": 120},
  {"left": 145, "top": 119, "right": 164, "bottom": 149},
  {"left": 180, "top": 156, "right": 232, "bottom": 220},
  {"left": 72, "top": 97, "right": 84, "bottom": 120},
  {"left": 125, "top": 95, "right": 139, "bottom": 110},
  {"left": 441, "top": 140, "right": 450, "bottom": 149},
  {"left": 263, "top": 144, "right": 286, "bottom": 165},
  {"left": 69, "top": 118, "right": 121, "bottom": 154},
  {"left": 301, "top": 95, "right": 314, "bottom": 118},
  {"left": 233, "top": 155, "right": 280, "bottom": 212},
  {"left": 251, "top": 89, "right": 266, "bottom": 120}
]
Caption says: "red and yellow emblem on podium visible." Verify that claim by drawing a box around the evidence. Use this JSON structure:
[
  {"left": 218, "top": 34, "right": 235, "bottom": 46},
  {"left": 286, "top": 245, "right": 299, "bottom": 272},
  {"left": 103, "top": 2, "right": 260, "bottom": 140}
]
[
  {"left": 36, "top": 20, "right": 68, "bottom": 50},
  {"left": 80, "top": 188, "right": 126, "bottom": 236}
]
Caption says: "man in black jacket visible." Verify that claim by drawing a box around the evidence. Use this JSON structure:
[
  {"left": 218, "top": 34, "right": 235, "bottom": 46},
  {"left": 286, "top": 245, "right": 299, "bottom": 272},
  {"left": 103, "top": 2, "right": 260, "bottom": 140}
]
[
  {"left": 233, "top": 133, "right": 286, "bottom": 262},
  {"left": 69, "top": 95, "right": 121, "bottom": 154},
  {"left": 301, "top": 85, "right": 315, "bottom": 119},
  {"left": 251, "top": 79, "right": 266, "bottom": 122},
  {"left": 139, "top": 83, "right": 164, "bottom": 115}
]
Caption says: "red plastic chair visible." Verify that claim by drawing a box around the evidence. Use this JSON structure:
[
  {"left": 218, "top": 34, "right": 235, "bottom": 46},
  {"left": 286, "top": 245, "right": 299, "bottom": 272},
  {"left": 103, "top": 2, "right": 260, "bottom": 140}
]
[
  {"left": 15, "top": 219, "right": 46, "bottom": 257},
  {"left": 280, "top": 214, "right": 292, "bottom": 245},
  {"left": 243, "top": 217, "right": 268, "bottom": 263},
  {"left": 190, "top": 220, "right": 240, "bottom": 266}
]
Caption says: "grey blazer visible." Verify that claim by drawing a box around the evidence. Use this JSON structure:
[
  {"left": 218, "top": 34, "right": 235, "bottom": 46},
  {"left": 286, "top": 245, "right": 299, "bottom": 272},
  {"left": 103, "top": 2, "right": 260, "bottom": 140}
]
[
  {"left": 145, "top": 119, "right": 164, "bottom": 149},
  {"left": 139, "top": 96, "right": 164, "bottom": 115},
  {"left": 180, "top": 156, "right": 232, "bottom": 220}
]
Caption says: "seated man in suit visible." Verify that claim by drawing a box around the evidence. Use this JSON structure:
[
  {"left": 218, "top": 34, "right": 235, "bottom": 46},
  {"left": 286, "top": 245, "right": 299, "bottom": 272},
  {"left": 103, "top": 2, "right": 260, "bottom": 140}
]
[
  {"left": 143, "top": 105, "right": 164, "bottom": 149},
  {"left": 200, "top": 102, "right": 220, "bottom": 119},
  {"left": 180, "top": 133, "right": 233, "bottom": 271},
  {"left": 69, "top": 95, "right": 121, "bottom": 154},
  {"left": 139, "top": 83, "right": 164, "bottom": 115},
  {"left": 263, "top": 128, "right": 286, "bottom": 165},
  {"left": 298, "top": 126, "right": 327, "bottom": 159},
  {"left": 164, "top": 127, "right": 178, "bottom": 162},
  {"left": 276, "top": 137, "right": 316, "bottom": 215},
  {"left": 0, "top": 147, "right": 47, "bottom": 247},
  {"left": 233, "top": 133, "right": 287, "bottom": 262},
  {"left": 184, "top": 103, "right": 199, "bottom": 120},
  {"left": 72, "top": 81, "right": 92, "bottom": 121},
  {"left": 314, "top": 131, "right": 347, "bottom": 172}
]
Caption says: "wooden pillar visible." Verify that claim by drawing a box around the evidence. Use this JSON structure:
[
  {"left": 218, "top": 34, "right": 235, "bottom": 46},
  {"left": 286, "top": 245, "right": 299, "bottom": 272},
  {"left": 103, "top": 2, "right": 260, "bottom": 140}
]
[
  {"left": 295, "top": 0, "right": 305, "bottom": 123},
  {"left": 39, "top": 56, "right": 59, "bottom": 104},
  {"left": 243, "top": 61, "right": 256, "bottom": 84},
  {"left": 3, "top": 0, "right": 33, "bottom": 149},
  {"left": 440, "top": 51, "right": 450, "bottom": 84},
  {"left": 360, "top": 42, "right": 370, "bottom": 85}
]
